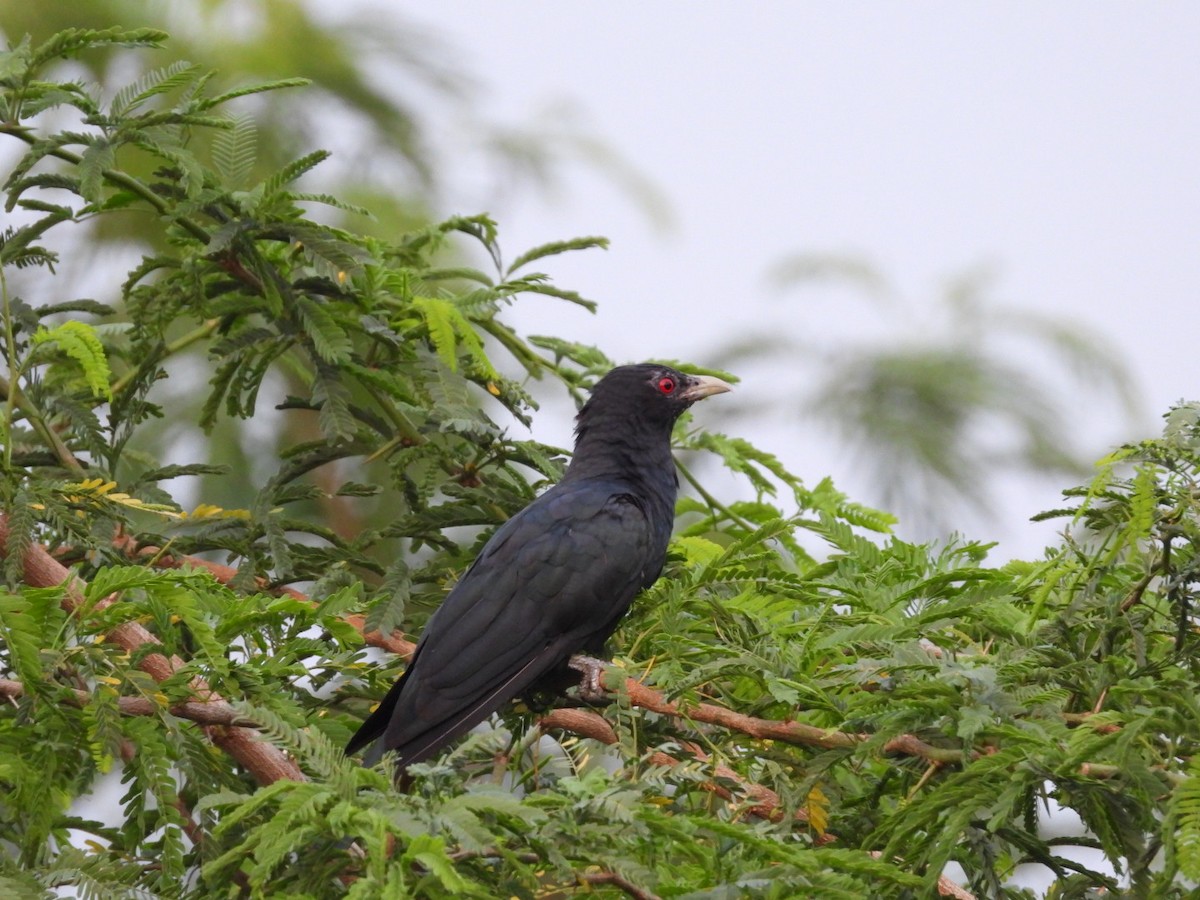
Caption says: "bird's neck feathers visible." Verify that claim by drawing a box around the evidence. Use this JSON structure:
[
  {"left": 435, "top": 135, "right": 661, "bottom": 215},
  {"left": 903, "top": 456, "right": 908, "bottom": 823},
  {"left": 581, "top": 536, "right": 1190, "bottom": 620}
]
[{"left": 564, "top": 414, "right": 679, "bottom": 503}]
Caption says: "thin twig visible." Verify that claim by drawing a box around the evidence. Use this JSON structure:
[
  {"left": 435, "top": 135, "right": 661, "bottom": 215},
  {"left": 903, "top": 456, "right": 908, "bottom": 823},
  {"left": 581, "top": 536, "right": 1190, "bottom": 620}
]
[
  {"left": 0, "top": 372, "right": 86, "bottom": 473},
  {"left": 579, "top": 871, "right": 661, "bottom": 900},
  {"left": 1120, "top": 555, "right": 1166, "bottom": 612},
  {"left": 0, "top": 678, "right": 259, "bottom": 727},
  {"left": 675, "top": 456, "right": 756, "bottom": 532}
]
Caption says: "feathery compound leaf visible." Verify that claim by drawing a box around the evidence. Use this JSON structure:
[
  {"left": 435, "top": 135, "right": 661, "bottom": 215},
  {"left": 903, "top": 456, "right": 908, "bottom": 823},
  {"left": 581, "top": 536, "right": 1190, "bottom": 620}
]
[
  {"left": 30, "top": 27, "right": 167, "bottom": 69},
  {"left": 195, "top": 76, "right": 311, "bottom": 111},
  {"left": 285, "top": 221, "right": 373, "bottom": 278},
  {"left": 506, "top": 236, "right": 609, "bottom": 275},
  {"left": 1169, "top": 755, "right": 1200, "bottom": 880},
  {"left": 290, "top": 192, "right": 372, "bottom": 218},
  {"left": 226, "top": 702, "right": 348, "bottom": 782},
  {"left": 0, "top": 592, "right": 43, "bottom": 686},
  {"left": 129, "top": 135, "right": 206, "bottom": 198},
  {"left": 33, "top": 298, "right": 114, "bottom": 318},
  {"left": 212, "top": 114, "right": 257, "bottom": 187},
  {"left": 1126, "top": 464, "right": 1159, "bottom": 542},
  {"left": 0, "top": 208, "right": 73, "bottom": 263},
  {"left": 263, "top": 150, "right": 331, "bottom": 197},
  {"left": 411, "top": 296, "right": 499, "bottom": 379},
  {"left": 312, "top": 363, "right": 358, "bottom": 440},
  {"left": 508, "top": 279, "right": 597, "bottom": 311},
  {"left": 110, "top": 60, "right": 202, "bottom": 117},
  {"left": 412, "top": 296, "right": 460, "bottom": 371},
  {"left": 32, "top": 320, "right": 112, "bottom": 399},
  {"left": 77, "top": 140, "right": 114, "bottom": 202},
  {"left": 5, "top": 172, "right": 83, "bottom": 209},
  {"left": 688, "top": 431, "right": 794, "bottom": 499},
  {"left": 296, "top": 296, "right": 352, "bottom": 364},
  {"left": 806, "top": 784, "right": 831, "bottom": 838}
]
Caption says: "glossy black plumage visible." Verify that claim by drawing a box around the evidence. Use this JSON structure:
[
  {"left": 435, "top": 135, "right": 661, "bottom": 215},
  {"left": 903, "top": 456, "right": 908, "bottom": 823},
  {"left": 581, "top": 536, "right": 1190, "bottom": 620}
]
[{"left": 346, "top": 363, "right": 731, "bottom": 767}]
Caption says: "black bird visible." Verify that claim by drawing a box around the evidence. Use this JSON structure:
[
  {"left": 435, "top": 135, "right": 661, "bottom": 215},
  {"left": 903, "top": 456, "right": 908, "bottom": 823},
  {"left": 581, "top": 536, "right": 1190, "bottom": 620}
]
[{"left": 346, "top": 363, "right": 732, "bottom": 767}]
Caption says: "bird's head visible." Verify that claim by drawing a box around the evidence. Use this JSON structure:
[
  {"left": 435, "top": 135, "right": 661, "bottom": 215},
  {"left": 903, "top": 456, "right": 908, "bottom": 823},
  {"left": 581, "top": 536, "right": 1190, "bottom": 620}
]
[{"left": 575, "top": 364, "right": 733, "bottom": 438}]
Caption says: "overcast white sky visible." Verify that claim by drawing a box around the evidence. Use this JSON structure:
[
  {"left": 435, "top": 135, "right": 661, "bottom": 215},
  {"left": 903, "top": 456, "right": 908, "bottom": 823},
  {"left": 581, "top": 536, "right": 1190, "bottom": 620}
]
[{"left": 389, "top": 3, "right": 1200, "bottom": 559}]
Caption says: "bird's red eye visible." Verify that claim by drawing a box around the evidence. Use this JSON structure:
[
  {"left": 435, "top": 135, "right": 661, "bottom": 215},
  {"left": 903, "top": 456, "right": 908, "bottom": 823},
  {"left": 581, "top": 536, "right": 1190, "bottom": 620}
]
[{"left": 657, "top": 376, "right": 676, "bottom": 394}]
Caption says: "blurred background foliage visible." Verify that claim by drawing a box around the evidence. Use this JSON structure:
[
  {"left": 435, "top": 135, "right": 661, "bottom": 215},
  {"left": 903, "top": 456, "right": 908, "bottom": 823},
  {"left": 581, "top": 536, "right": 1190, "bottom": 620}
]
[{"left": 717, "top": 258, "right": 1139, "bottom": 534}]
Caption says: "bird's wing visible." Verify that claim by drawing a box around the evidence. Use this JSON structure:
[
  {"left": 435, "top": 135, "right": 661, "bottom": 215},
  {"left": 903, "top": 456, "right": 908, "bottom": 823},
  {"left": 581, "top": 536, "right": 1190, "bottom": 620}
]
[{"left": 351, "top": 480, "right": 656, "bottom": 765}]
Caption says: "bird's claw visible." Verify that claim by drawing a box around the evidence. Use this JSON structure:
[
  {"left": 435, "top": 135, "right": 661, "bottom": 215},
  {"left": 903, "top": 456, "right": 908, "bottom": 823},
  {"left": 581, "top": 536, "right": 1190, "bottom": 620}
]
[{"left": 568, "top": 654, "right": 610, "bottom": 703}]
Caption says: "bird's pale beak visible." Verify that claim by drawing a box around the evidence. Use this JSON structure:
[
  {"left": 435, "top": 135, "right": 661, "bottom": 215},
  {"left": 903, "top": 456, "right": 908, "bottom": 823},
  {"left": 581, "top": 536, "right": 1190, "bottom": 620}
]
[{"left": 680, "top": 374, "right": 733, "bottom": 401}]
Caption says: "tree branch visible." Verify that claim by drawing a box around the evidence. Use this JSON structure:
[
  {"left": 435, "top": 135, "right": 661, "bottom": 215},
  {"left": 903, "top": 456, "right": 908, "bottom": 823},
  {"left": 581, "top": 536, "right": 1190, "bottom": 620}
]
[
  {"left": 538, "top": 711, "right": 973, "bottom": 898},
  {"left": 0, "top": 515, "right": 304, "bottom": 784},
  {"left": 538, "top": 708, "right": 815, "bottom": 829},
  {"left": 0, "top": 677, "right": 259, "bottom": 727},
  {"left": 0, "top": 372, "right": 87, "bottom": 474},
  {"left": 619, "top": 674, "right": 863, "bottom": 751},
  {"left": 579, "top": 871, "right": 661, "bottom": 900}
]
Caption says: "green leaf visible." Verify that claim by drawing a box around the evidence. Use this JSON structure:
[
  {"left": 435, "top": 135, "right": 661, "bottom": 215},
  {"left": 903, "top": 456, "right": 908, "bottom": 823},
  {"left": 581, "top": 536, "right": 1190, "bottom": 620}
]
[
  {"left": 312, "top": 363, "right": 357, "bottom": 440},
  {"left": 290, "top": 192, "right": 372, "bottom": 218},
  {"left": 196, "top": 77, "right": 311, "bottom": 111},
  {"left": 30, "top": 27, "right": 168, "bottom": 69},
  {"left": 0, "top": 592, "right": 44, "bottom": 686},
  {"left": 411, "top": 296, "right": 499, "bottom": 379},
  {"left": 263, "top": 150, "right": 331, "bottom": 198},
  {"left": 110, "top": 60, "right": 203, "bottom": 116},
  {"left": 506, "top": 235, "right": 609, "bottom": 275},
  {"left": 412, "top": 296, "right": 460, "bottom": 371},
  {"left": 77, "top": 140, "right": 115, "bottom": 202},
  {"left": 296, "top": 296, "right": 352, "bottom": 364},
  {"left": 212, "top": 114, "right": 257, "bottom": 187},
  {"left": 32, "top": 320, "right": 113, "bottom": 399},
  {"left": 399, "top": 835, "right": 471, "bottom": 894}
]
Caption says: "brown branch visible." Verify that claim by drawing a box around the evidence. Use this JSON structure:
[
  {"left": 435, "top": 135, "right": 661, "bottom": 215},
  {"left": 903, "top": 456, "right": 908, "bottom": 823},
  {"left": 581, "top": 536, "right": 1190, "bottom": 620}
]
[
  {"left": 575, "top": 658, "right": 1119, "bottom": 761},
  {"left": 0, "top": 678, "right": 258, "bottom": 727},
  {"left": 881, "top": 733, "right": 969, "bottom": 765},
  {"left": 1062, "top": 711, "right": 1121, "bottom": 734},
  {"left": 537, "top": 707, "right": 618, "bottom": 744},
  {"left": 0, "top": 515, "right": 304, "bottom": 784},
  {"left": 113, "top": 539, "right": 971, "bottom": 771},
  {"left": 539, "top": 709, "right": 817, "bottom": 831},
  {"left": 619, "top": 672, "right": 977, "bottom": 766},
  {"left": 616, "top": 667, "right": 979, "bottom": 768},
  {"left": 579, "top": 871, "right": 661, "bottom": 900},
  {"left": 1078, "top": 762, "right": 1121, "bottom": 779},
  {"left": 936, "top": 877, "right": 977, "bottom": 900},
  {"left": 1120, "top": 549, "right": 1167, "bottom": 612},
  {"left": 107, "top": 538, "right": 1060, "bottom": 772},
  {"left": 620, "top": 675, "right": 863, "bottom": 751},
  {"left": 646, "top": 746, "right": 818, "bottom": 830}
]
